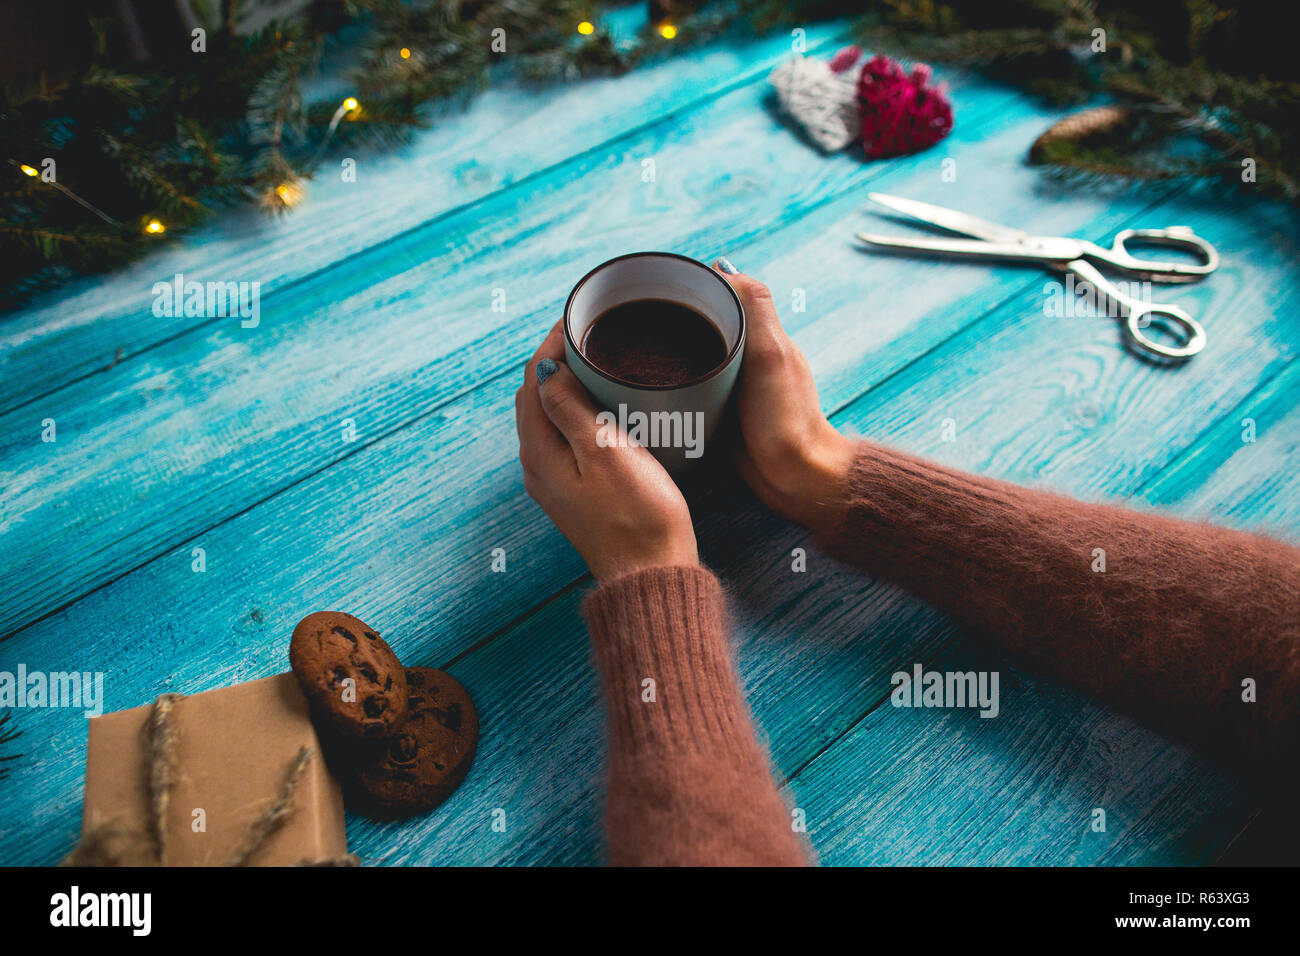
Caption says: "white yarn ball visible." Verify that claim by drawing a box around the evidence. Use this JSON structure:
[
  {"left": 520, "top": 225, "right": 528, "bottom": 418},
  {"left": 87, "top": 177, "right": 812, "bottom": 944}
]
[{"left": 769, "top": 55, "right": 860, "bottom": 153}]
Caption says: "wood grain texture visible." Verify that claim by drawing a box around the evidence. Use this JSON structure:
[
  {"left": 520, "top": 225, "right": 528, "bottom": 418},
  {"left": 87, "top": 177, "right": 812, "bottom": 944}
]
[
  {"left": 1, "top": 26, "right": 1297, "bottom": 867},
  {"left": 1139, "top": 359, "right": 1300, "bottom": 526},
  {"left": 787, "top": 356, "right": 1300, "bottom": 866},
  {"left": 4, "top": 188, "right": 1295, "bottom": 863},
  {"left": 787, "top": 645, "right": 1247, "bottom": 866},
  {"left": 0, "top": 70, "right": 1025, "bottom": 637},
  {"left": 773, "top": 193, "right": 1300, "bottom": 865},
  {"left": 0, "top": 23, "right": 849, "bottom": 413}
]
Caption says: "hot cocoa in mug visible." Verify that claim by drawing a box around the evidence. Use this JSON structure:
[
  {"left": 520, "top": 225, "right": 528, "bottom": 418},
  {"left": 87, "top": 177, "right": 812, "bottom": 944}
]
[{"left": 563, "top": 253, "right": 746, "bottom": 474}]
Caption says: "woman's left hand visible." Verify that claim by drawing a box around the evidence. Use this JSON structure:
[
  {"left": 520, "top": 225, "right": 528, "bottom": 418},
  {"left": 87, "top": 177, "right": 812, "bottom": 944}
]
[{"left": 515, "top": 321, "right": 699, "bottom": 584}]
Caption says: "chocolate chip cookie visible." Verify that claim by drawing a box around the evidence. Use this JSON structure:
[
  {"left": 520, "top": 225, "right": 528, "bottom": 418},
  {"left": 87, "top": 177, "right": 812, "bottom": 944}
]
[
  {"left": 289, "top": 611, "right": 408, "bottom": 739},
  {"left": 342, "top": 666, "right": 478, "bottom": 819}
]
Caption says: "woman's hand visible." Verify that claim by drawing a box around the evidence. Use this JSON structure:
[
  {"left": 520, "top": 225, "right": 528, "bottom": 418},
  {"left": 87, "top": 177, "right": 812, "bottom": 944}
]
[
  {"left": 515, "top": 320, "right": 699, "bottom": 583},
  {"left": 715, "top": 259, "right": 857, "bottom": 532}
]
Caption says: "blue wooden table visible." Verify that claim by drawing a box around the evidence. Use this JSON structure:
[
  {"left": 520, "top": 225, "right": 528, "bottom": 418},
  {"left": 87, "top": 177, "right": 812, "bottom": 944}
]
[{"left": 2, "top": 17, "right": 1298, "bottom": 866}]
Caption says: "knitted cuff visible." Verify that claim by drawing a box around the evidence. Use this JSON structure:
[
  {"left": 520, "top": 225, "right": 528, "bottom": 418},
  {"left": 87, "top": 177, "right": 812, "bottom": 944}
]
[
  {"left": 815, "top": 441, "right": 1022, "bottom": 579},
  {"left": 581, "top": 566, "right": 759, "bottom": 760}
]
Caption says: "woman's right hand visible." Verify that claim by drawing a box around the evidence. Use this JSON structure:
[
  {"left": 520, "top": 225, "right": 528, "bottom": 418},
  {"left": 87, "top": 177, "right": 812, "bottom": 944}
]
[
  {"left": 714, "top": 259, "right": 857, "bottom": 532},
  {"left": 515, "top": 320, "right": 699, "bottom": 584}
]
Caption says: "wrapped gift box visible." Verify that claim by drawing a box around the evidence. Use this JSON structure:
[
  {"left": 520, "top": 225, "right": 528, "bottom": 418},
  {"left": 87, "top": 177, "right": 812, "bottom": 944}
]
[{"left": 81, "top": 672, "right": 348, "bottom": 866}]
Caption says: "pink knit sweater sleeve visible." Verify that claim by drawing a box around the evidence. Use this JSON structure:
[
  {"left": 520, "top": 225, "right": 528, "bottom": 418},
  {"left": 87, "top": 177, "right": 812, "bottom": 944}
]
[
  {"left": 818, "top": 442, "right": 1300, "bottom": 769},
  {"left": 582, "top": 566, "right": 811, "bottom": 866}
]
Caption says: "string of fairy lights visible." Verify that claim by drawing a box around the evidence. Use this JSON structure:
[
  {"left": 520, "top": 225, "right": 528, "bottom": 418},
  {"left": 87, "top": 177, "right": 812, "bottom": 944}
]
[
  {"left": 9, "top": 17, "right": 679, "bottom": 236},
  {"left": 8, "top": 95, "right": 363, "bottom": 234}
]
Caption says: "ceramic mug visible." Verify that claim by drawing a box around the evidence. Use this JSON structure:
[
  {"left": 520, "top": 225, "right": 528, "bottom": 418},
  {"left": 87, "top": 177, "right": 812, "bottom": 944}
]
[{"left": 563, "top": 252, "right": 746, "bottom": 474}]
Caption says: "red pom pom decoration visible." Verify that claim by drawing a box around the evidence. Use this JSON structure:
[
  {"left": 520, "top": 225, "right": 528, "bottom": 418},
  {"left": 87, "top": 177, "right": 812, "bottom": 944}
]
[
  {"left": 828, "top": 45, "right": 862, "bottom": 75},
  {"left": 856, "top": 55, "right": 953, "bottom": 158}
]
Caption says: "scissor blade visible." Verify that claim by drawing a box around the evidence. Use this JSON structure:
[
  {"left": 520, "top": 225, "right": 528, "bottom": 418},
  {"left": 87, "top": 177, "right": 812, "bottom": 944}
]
[
  {"left": 867, "top": 193, "right": 1029, "bottom": 243},
  {"left": 856, "top": 233, "right": 1040, "bottom": 260}
]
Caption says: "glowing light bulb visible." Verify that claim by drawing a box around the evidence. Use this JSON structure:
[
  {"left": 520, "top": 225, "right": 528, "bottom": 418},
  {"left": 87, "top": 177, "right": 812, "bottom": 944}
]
[
  {"left": 343, "top": 97, "right": 359, "bottom": 112},
  {"left": 577, "top": 21, "right": 594, "bottom": 35},
  {"left": 400, "top": 47, "right": 411, "bottom": 59},
  {"left": 659, "top": 23, "right": 677, "bottom": 39},
  {"left": 20, "top": 164, "right": 39, "bottom": 177},
  {"left": 145, "top": 219, "right": 165, "bottom": 234},
  {"left": 272, "top": 182, "right": 304, "bottom": 209}
]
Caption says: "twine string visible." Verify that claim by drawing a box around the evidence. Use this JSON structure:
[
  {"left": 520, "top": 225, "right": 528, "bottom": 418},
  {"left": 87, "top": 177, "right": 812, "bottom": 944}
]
[{"left": 62, "top": 692, "right": 358, "bottom": 867}]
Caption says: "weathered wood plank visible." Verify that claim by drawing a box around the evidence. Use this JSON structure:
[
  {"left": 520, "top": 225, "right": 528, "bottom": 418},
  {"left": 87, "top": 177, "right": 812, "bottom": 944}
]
[
  {"left": 380, "top": 348, "right": 1300, "bottom": 866},
  {"left": 788, "top": 646, "right": 1247, "bottom": 866},
  {"left": 789, "top": 354, "right": 1300, "bottom": 866},
  {"left": 0, "top": 24, "right": 850, "bottom": 412},
  {"left": 1139, "top": 359, "right": 1300, "bottom": 527},
  {"left": 487, "top": 236, "right": 1300, "bottom": 865},
  {"left": 2, "top": 186, "right": 1293, "bottom": 864},
  {"left": 0, "top": 72, "right": 1027, "bottom": 637},
  {"left": 465, "top": 191, "right": 1300, "bottom": 864},
  {"left": 3, "top": 0, "right": 1294, "bottom": 867},
  {"left": 771, "top": 194, "right": 1300, "bottom": 865}
]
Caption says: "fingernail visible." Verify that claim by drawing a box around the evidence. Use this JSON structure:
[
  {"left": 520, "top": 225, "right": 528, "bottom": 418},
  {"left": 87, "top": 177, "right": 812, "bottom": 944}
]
[
  {"left": 535, "top": 358, "right": 559, "bottom": 386},
  {"left": 716, "top": 257, "right": 739, "bottom": 275}
]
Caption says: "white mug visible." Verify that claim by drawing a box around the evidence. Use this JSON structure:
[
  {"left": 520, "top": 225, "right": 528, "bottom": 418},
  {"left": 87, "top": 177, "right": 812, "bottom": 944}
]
[{"left": 563, "top": 252, "right": 746, "bottom": 474}]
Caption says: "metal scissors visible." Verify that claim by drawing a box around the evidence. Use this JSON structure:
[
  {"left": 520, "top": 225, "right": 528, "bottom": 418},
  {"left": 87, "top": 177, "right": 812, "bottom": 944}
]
[{"left": 855, "top": 193, "right": 1219, "bottom": 363}]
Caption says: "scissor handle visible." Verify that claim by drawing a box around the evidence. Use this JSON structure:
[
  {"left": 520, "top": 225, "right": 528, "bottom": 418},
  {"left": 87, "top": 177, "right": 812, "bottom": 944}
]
[
  {"left": 1091, "top": 226, "right": 1219, "bottom": 282},
  {"left": 1067, "top": 259, "right": 1207, "bottom": 362},
  {"left": 1124, "top": 302, "right": 1207, "bottom": 362}
]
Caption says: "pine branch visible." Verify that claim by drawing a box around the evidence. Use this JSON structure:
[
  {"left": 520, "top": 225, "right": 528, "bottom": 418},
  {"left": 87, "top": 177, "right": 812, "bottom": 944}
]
[{"left": 2, "top": 0, "right": 1296, "bottom": 306}]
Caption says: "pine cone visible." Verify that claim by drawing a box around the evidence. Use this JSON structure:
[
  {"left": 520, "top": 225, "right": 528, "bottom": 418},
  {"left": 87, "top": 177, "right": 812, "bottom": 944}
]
[{"left": 1029, "top": 106, "right": 1131, "bottom": 163}]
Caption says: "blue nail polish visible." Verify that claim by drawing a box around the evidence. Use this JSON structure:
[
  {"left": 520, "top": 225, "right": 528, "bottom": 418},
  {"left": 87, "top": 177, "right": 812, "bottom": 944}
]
[
  {"left": 716, "top": 257, "right": 739, "bottom": 275},
  {"left": 535, "top": 358, "right": 559, "bottom": 385}
]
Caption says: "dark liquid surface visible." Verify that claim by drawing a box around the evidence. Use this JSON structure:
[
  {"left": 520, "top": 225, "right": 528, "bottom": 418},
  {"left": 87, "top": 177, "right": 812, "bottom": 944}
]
[{"left": 581, "top": 299, "right": 728, "bottom": 387}]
